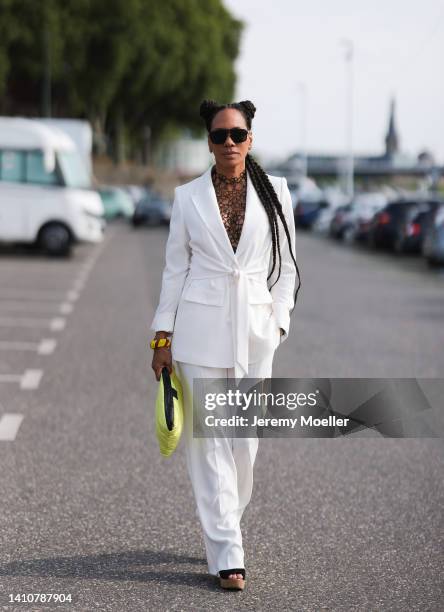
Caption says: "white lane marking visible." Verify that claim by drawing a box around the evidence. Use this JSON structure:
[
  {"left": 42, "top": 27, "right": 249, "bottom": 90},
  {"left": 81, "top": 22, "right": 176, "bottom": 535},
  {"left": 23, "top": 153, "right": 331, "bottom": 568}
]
[
  {"left": 0, "top": 316, "right": 64, "bottom": 329},
  {"left": 0, "top": 414, "right": 24, "bottom": 441},
  {"left": 0, "top": 340, "right": 38, "bottom": 351},
  {"left": 0, "top": 374, "right": 21, "bottom": 383},
  {"left": 0, "top": 289, "right": 67, "bottom": 301},
  {"left": 0, "top": 231, "right": 112, "bottom": 352},
  {"left": 38, "top": 338, "right": 57, "bottom": 354},
  {"left": 0, "top": 316, "right": 50, "bottom": 328},
  {"left": 0, "top": 300, "right": 73, "bottom": 314},
  {"left": 66, "top": 232, "right": 111, "bottom": 294},
  {"left": 59, "top": 302, "right": 73, "bottom": 314},
  {"left": 0, "top": 339, "right": 57, "bottom": 354},
  {"left": 66, "top": 290, "right": 80, "bottom": 302},
  {"left": 21, "top": 369, "right": 43, "bottom": 389},
  {"left": 0, "top": 260, "right": 81, "bottom": 269},
  {"left": 50, "top": 317, "right": 66, "bottom": 331}
]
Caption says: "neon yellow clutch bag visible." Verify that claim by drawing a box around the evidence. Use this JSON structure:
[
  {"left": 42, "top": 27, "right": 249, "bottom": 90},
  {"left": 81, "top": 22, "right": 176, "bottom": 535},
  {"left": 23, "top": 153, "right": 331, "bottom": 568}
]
[{"left": 155, "top": 366, "right": 184, "bottom": 457}]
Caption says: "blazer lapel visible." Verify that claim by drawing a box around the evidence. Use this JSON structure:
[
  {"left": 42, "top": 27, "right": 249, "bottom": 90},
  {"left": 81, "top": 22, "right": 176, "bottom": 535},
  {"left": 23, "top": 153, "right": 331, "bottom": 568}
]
[
  {"left": 234, "top": 170, "right": 257, "bottom": 260},
  {"left": 190, "top": 165, "right": 259, "bottom": 262}
]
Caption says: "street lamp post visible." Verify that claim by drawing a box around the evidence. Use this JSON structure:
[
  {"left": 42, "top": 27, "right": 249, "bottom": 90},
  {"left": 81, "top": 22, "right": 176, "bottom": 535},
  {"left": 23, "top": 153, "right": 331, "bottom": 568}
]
[
  {"left": 42, "top": 25, "right": 52, "bottom": 118},
  {"left": 296, "top": 82, "right": 307, "bottom": 179},
  {"left": 340, "top": 39, "right": 354, "bottom": 200}
]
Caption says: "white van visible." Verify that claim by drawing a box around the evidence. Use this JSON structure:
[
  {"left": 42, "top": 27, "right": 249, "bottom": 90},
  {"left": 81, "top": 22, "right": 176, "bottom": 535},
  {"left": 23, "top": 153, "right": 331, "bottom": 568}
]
[{"left": 0, "top": 117, "right": 105, "bottom": 255}]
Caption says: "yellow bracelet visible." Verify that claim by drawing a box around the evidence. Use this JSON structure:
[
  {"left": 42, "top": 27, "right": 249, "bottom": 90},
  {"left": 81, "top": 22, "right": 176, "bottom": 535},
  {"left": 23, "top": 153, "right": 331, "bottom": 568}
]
[{"left": 150, "top": 337, "right": 171, "bottom": 349}]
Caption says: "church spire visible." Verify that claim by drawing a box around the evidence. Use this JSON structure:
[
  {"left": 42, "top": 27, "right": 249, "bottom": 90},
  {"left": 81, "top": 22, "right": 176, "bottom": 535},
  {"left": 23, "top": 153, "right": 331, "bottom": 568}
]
[{"left": 385, "top": 97, "right": 399, "bottom": 157}]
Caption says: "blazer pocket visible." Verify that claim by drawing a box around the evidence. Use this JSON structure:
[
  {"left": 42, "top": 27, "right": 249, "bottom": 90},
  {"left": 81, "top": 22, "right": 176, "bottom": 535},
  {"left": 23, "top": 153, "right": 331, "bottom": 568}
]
[
  {"left": 248, "top": 280, "right": 273, "bottom": 304},
  {"left": 183, "top": 278, "right": 224, "bottom": 306}
]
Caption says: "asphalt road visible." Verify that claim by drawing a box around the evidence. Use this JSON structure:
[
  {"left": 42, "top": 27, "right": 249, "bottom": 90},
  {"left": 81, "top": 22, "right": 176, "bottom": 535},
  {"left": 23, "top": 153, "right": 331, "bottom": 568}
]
[{"left": 0, "top": 221, "right": 442, "bottom": 611}]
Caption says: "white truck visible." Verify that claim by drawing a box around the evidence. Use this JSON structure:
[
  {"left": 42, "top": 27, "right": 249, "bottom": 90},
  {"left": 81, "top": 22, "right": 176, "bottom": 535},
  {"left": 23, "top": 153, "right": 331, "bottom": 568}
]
[
  {"left": 0, "top": 117, "right": 104, "bottom": 256},
  {"left": 37, "top": 118, "right": 94, "bottom": 178}
]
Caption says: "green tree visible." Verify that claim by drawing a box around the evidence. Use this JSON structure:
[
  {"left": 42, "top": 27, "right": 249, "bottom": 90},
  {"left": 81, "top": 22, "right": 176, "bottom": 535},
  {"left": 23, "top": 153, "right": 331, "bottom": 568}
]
[
  {"left": 107, "top": 0, "right": 243, "bottom": 158},
  {"left": 0, "top": 0, "right": 243, "bottom": 160}
]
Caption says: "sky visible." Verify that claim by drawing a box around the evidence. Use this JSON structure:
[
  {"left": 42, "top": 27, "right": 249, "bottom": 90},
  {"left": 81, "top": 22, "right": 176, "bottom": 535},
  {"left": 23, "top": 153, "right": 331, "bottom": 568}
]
[{"left": 222, "top": 0, "right": 444, "bottom": 165}]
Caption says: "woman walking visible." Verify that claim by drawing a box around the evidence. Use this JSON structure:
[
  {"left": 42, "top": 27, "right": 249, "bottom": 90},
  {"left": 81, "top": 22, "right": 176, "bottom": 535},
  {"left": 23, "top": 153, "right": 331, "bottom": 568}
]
[{"left": 150, "top": 99, "right": 300, "bottom": 590}]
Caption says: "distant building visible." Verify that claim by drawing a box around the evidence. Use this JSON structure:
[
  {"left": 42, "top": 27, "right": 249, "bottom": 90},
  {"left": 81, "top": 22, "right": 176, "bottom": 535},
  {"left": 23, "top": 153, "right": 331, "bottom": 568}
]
[
  {"left": 154, "top": 130, "right": 212, "bottom": 176},
  {"left": 272, "top": 98, "right": 443, "bottom": 188},
  {"left": 384, "top": 97, "right": 399, "bottom": 158}
]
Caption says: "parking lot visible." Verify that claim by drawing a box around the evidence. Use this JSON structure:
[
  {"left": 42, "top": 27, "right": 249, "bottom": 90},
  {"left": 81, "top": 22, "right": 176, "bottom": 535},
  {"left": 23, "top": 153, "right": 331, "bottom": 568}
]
[
  {"left": 0, "top": 232, "right": 111, "bottom": 441},
  {"left": 0, "top": 222, "right": 442, "bottom": 610},
  {"left": 1, "top": 220, "right": 443, "bottom": 444}
]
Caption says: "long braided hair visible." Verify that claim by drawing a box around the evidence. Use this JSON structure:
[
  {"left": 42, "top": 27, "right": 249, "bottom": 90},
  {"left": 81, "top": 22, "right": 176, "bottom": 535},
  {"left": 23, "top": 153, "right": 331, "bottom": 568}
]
[{"left": 199, "top": 99, "right": 301, "bottom": 316}]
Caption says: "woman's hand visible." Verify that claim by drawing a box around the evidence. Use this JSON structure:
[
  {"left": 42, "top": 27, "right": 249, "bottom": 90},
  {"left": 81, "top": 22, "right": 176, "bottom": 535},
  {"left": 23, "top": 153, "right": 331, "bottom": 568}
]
[{"left": 151, "top": 331, "right": 173, "bottom": 381}]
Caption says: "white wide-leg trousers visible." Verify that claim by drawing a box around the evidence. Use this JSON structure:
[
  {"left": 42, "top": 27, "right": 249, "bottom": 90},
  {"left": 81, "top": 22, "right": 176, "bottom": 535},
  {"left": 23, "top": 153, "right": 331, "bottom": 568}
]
[{"left": 174, "top": 353, "right": 274, "bottom": 577}]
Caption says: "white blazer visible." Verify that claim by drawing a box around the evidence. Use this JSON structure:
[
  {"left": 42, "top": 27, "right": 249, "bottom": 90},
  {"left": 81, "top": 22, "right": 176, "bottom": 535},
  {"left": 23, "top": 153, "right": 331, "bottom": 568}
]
[{"left": 150, "top": 165, "right": 297, "bottom": 380}]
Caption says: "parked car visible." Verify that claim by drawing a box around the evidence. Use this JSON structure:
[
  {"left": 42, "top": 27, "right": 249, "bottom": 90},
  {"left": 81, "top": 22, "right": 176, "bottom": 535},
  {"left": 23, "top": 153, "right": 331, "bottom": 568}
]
[
  {"left": 344, "top": 193, "right": 388, "bottom": 244},
  {"left": 312, "top": 188, "right": 350, "bottom": 235},
  {"left": 312, "top": 203, "right": 337, "bottom": 234},
  {"left": 288, "top": 187, "right": 298, "bottom": 212},
  {"left": 329, "top": 203, "right": 353, "bottom": 239},
  {"left": 0, "top": 117, "right": 104, "bottom": 256},
  {"left": 120, "top": 184, "right": 153, "bottom": 206},
  {"left": 132, "top": 193, "right": 171, "bottom": 227},
  {"left": 401, "top": 201, "right": 442, "bottom": 254},
  {"left": 294, "top": 197, "right": 329, "bottom": 229},
  {"left": 422, "top": 202, "right": 444, "bottom": 266},
  {"left": 98, "top": 186, "right": 135, "bottom": 220},
  {"left": 367, "top": 198, "right": 435, "bottom": 252}
]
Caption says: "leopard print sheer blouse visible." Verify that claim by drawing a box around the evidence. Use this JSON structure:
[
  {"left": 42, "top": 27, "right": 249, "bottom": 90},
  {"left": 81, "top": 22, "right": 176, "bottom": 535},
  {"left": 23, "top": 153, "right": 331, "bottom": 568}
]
[{"left": 211, "top": 164, "right": 247, "bottom": 253}]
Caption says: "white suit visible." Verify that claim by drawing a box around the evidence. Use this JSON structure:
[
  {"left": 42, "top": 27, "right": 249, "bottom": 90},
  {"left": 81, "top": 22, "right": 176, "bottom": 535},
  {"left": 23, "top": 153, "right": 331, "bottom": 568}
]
[
  {"left": 150, "top": 164, "right": 297, "bottom": 576},
  {"left": 150, "top": 165, "right": 297, "bottom": 380}
]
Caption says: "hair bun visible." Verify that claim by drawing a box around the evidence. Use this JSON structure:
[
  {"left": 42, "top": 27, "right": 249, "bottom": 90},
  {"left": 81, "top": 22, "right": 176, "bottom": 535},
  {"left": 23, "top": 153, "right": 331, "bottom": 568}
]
[
  {"left": 199, "top": 99, "right": 220, "bottom": 121},
  {"left": 239, "top": 100, "right": 256, "bottom": 119}
]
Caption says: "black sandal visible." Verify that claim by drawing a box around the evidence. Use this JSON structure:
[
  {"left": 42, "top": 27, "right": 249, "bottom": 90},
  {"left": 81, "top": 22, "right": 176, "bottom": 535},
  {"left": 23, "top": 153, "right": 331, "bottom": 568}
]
[{"left": 218, "top": 568, "right": 246, "bottom": 590}]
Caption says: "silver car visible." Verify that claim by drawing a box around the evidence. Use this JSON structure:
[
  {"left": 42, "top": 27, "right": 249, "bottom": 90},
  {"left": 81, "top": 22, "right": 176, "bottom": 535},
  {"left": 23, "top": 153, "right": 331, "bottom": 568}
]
[{"left": 422, "top": 202, "right": 444, "bottom": 266}]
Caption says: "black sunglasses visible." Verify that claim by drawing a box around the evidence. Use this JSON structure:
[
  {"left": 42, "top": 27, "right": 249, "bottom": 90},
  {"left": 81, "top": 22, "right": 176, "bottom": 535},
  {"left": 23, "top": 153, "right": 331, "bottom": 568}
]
[{"left": 209, "top": 128, "right": 249, "bottom": 145}]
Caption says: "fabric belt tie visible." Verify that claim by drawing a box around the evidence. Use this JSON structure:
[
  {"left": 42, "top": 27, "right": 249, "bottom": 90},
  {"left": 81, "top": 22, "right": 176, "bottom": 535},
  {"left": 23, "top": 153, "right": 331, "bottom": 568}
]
[{"left": 187, "top": 250, "right": 269, "bottom": 381}]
